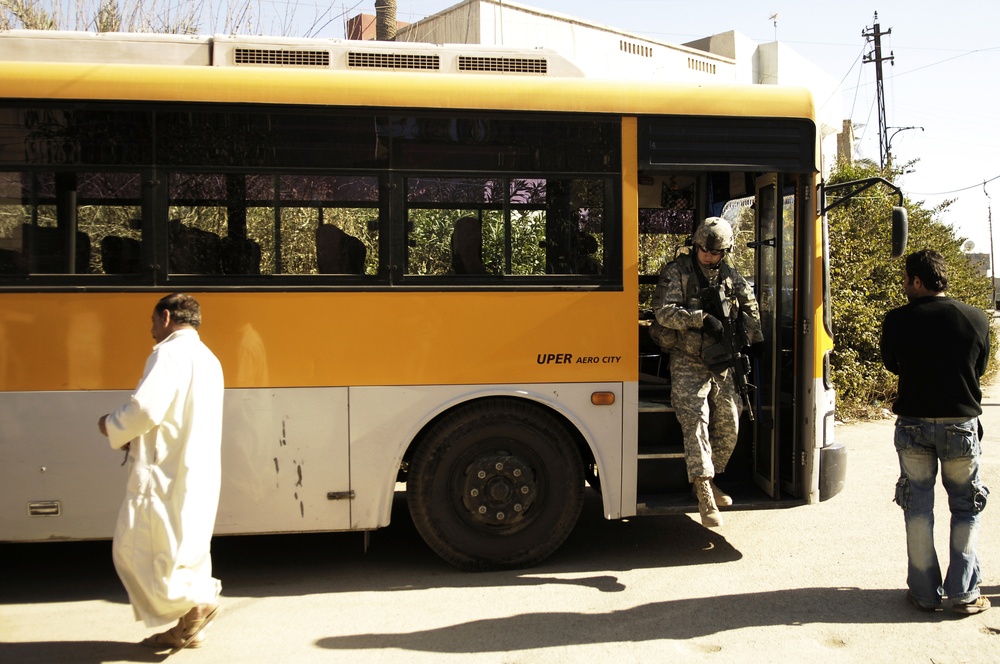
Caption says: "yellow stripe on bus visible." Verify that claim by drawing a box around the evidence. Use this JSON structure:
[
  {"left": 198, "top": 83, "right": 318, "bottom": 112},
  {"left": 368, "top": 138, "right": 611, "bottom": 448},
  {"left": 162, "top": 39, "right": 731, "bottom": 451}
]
[{"left": 0, "top": 290, "right": 638, "bottom": 391}]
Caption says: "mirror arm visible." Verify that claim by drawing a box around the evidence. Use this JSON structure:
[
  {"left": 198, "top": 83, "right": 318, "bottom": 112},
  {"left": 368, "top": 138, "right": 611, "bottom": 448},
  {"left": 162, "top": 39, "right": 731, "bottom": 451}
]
[{"left": 822, "top": 177, "right": 904, "bottom": 214}]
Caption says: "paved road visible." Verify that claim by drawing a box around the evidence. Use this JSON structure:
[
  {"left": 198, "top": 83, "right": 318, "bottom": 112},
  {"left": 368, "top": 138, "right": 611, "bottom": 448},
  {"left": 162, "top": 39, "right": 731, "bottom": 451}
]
[{"left": 2, "top": 385, "right": 999, "bottom": 663}]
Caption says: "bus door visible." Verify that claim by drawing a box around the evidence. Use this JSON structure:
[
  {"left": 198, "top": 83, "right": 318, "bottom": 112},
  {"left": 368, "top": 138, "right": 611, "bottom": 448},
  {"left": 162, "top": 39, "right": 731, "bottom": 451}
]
[{"left": 752, "top": 174, "right": 780, "bottom": 498}]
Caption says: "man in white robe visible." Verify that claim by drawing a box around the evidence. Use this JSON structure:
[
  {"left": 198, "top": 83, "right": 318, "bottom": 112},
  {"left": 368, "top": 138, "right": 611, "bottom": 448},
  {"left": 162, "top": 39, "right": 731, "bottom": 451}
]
[{"left": 98, "top": 293, "right": 224, "bottom": 652}]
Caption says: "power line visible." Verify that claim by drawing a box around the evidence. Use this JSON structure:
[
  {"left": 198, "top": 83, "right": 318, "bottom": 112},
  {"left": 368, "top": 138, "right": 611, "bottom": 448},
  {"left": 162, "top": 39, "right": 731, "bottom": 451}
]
[
  {"left": 909, "top": 173, "right": 1000, "bottom": 197},
  {"left": 890, "top": 46, "right": 1000, "bottom": 78}
]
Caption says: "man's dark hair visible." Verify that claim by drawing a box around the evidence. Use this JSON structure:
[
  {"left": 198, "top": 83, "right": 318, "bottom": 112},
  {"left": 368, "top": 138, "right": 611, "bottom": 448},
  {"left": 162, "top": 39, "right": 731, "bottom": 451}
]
[
  {"left": 905, "top": 249, "right": 948, "bottom": 292},
  {"left": 155, "top": 293, "right": 202, "bottom": 328}
]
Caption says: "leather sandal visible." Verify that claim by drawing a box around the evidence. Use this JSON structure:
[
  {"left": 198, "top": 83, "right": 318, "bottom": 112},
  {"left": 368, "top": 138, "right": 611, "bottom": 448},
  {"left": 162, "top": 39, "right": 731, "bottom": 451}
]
[
  {"left": 169, "top": 604, "right": 219, "bottom": 654},
  {"left": 141, "top": 627, "right": 204, "bottom": 651}
]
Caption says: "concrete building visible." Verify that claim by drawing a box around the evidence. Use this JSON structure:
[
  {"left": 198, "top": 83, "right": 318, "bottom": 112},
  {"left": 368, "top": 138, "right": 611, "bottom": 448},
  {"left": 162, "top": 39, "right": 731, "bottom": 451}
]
[{"left": 378, "top": 0, "right": 844, "bottom": 176}]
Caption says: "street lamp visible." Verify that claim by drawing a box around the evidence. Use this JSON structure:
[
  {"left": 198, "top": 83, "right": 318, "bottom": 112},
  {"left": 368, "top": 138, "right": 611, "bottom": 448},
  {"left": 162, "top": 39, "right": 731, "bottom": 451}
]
[{"left": 886, "top": 126, "right": 924, "bottom": 167}]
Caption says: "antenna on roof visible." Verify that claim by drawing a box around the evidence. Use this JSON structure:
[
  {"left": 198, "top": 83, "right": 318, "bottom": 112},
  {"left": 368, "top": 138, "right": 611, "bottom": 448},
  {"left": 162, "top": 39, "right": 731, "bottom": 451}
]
[{"left": 769, "top": 13, "right": 779, "bottom": 41}]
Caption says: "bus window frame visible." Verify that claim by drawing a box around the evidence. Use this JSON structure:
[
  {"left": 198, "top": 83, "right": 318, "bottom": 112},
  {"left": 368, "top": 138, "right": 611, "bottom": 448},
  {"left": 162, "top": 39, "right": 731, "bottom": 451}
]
[{"left": 0, "top": 102, "right": 624, "bottom": 292}]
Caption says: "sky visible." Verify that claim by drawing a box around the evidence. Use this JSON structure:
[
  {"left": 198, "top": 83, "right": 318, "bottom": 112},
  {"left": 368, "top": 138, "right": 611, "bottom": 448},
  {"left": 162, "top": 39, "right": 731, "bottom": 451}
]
[
  {"left": 309, "top": 0, "right": 998, "bottom": 260},
  {"left": 24, "top": 0, "right": 1000, "bottom": 260}
]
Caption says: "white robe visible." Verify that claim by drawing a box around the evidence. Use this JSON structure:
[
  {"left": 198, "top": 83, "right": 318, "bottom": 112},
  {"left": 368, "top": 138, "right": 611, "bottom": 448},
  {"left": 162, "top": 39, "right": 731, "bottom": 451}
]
[{"left": 106, "top": 328, "right": 224, "bottom": 627}]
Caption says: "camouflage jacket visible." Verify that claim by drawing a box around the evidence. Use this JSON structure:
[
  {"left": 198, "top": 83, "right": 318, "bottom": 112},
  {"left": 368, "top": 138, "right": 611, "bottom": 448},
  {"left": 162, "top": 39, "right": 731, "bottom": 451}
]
[{"left": 650, "top": 250, "right": 763, "bottom": 358}]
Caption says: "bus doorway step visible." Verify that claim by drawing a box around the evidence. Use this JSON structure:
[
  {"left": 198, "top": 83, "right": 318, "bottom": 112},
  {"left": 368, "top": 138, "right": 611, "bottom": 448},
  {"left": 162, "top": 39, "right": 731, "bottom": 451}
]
[{"left": 636, "top": 489, "right": 805, "bottom": 516}]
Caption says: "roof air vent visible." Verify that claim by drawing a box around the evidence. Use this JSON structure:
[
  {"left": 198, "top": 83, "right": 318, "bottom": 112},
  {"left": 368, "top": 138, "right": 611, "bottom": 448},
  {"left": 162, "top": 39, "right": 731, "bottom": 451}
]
[
  {"left": 234, "top": 47, "right": 330, "bottom": 67},
  {"left": 348, "top": 52, "right": 440, "bottom": 70},
  {"left": 458, "top": 56, "right": 547, "bottom": 74}
]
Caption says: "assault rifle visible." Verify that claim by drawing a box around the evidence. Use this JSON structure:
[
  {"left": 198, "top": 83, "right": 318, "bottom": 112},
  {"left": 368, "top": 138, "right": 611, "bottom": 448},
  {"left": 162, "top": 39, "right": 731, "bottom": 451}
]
[{"left": 698, "top": 285, "right": 756, "bottom": 422}]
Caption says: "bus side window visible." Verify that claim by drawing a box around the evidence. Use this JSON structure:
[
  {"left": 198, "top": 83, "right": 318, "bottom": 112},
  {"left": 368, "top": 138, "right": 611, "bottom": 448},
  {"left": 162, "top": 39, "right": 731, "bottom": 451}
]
[
  {"left": 0, "top": 170, "right": 146, "bottom": 277},
  {"left": 167, "top": 173, "right": 269, "bottom": 276}
]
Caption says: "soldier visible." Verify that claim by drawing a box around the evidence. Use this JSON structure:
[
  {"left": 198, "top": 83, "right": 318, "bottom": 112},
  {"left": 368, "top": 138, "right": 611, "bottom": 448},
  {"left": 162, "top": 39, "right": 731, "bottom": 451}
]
[{"left": 650, "top": 217, "right": 762, "bottom": 527}]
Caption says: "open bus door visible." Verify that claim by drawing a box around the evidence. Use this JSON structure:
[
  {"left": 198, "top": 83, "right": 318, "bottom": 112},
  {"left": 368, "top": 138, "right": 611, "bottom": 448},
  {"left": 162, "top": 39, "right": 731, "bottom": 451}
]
[{"left": 751, "top": 174, "right": 780, "bottom": 498}]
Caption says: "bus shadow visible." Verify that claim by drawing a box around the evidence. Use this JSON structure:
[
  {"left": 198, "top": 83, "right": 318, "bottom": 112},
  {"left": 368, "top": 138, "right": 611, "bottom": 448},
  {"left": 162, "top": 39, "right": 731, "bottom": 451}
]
[
  {"left": 315, "top": 584, "right": 1000, "bottom": 655},
  {"left": 0, "top": 492, "right": 739, "bottom": 604},
  {"left": 0, "top": 640, "right": 164, "bottom": 664},
  {"left": 214, "top": 490, "right": 740, "bottom": 598}
]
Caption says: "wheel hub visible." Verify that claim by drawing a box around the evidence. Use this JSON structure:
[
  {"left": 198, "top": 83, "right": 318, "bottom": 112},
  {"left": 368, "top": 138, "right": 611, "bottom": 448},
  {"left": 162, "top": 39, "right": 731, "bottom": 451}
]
[{"left": 461, "top": 453, "right": 536, "bottom": 526}]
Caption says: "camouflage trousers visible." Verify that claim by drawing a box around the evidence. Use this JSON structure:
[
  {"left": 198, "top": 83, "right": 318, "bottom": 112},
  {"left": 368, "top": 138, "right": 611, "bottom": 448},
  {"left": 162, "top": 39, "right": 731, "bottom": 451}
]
[{"left": 669, "top": 351, "right": 741, "bottom": 482}]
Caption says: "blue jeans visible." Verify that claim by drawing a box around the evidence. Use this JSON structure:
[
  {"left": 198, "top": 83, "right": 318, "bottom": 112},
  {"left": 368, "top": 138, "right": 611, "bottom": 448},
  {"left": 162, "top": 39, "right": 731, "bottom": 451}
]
[{"left": 893, "top": 416, "right": 989, "bottom": 607}]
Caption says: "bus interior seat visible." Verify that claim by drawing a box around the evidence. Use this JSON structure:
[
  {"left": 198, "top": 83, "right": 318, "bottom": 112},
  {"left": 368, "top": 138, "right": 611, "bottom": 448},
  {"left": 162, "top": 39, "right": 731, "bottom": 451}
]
[
  {"left": 451, "top": 215, "right": 486, "bottom": 274},
  {"left": 0, "top": 247, "right": 24, "bottom": 274},
  {"left": 168, "top": 221, "right": 222, "bottom": 274},
  {"left": 22, "top": 225, "right": 91, "bottom": 273},
  {"left": 221, "top": 236, "right": 262, "bottom": 275},
  {"left": 316, "top": 224, "right": 366, "bottom": 274},
  {"left": 574, "top": 231, "right": 603, "bottom": 274},
  {"left": 100, "top": 235, "right": 142, "bottom": 274}
]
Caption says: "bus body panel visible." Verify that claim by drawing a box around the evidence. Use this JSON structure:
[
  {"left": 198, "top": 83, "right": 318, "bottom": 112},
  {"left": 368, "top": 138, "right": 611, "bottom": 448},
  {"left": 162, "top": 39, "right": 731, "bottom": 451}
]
[
  {"left": 214, "top": 387, "right": 351, "bottom": 534},
  {"left": 348, "top": 382, "right": 625, "bottom": 530},
  {"left": 0, "top": 291, "right": 637, "bottom": 392},
  {"left": 0, "top": 383, "right": 620, "bottom": 541},
  {"left": 0, "top": 390, "right": 127, "bottom": 540},
  {"left": 0, "top": 387, "right": 351, "bottom": 541},
  {"left": 620, "top": 380, "right": 640, "bottom": 518},
  {"left": 0, "top": 61, "right": 817, "bottom": 122}
]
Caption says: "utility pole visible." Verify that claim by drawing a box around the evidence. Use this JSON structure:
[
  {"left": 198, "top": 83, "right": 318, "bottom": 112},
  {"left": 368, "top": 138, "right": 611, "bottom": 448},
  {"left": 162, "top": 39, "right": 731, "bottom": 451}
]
[
  {"left": 987, "top": 182, "right": 996, "bottom": 308},
  {"left": 862, "top": 13, "right": 894, "bottom": 169}
]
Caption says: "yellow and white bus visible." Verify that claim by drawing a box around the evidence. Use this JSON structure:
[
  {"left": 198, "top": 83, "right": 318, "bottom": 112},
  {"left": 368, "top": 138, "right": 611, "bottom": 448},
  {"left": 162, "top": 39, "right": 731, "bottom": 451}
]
[{"left": 0, "top": 31, "right": 898, "bottom": 570}]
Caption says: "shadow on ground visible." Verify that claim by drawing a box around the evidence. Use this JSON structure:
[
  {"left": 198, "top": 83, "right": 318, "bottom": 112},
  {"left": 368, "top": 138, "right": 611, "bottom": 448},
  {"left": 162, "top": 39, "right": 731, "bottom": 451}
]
[
  {"left": 314, "top": 584, "right": 1000, "bottom": 654},
  {"left": 0, "top": 491, "right": 739, "bottom": 605}
]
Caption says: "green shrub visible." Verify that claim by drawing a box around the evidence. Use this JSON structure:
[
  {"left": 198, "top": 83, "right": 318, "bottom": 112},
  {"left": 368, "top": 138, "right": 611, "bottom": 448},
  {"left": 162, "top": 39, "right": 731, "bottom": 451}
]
[{"left": 828, "top": 160, "right": 996, "bottom": 419}]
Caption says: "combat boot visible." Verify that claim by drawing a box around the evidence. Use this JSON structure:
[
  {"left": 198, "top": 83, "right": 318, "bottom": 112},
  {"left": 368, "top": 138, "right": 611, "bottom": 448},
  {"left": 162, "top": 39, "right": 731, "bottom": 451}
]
[
  {"left": 694, "top": 477, "right": 723, "bottom": 527},
  {"left": 691, "top": 478, "right": 733, "bottom": 507}
]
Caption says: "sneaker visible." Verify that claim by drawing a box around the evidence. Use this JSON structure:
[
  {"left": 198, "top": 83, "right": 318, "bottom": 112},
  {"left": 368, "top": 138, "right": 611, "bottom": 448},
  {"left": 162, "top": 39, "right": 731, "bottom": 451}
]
[
  {"left": 952, "top": 596, "right": 990, "bottom": 615},
  {"left": 906, "top": 591, "right": 941, "bottom": 613}
]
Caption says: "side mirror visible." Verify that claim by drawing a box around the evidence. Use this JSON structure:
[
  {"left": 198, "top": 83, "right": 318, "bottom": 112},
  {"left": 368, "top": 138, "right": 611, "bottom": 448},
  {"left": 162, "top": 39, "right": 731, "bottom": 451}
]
[
  {"left": 891, "top": 206, "right": 908, "bottom": 259},
  {"left": 821, "top": 178, "right": 908, "bottom": 259}
]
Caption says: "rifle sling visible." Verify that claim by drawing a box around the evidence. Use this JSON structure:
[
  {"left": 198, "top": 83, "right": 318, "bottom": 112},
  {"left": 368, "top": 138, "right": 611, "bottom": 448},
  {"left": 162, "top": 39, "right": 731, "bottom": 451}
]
[{"left": 691, "top": 251, "right": 711, "bottom": 291}]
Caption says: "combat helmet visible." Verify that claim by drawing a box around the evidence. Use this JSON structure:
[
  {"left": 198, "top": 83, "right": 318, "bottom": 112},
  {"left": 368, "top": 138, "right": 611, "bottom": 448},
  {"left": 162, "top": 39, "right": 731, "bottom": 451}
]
[{"left": 692, "top": 217, "right": 734, "bottom": 252}]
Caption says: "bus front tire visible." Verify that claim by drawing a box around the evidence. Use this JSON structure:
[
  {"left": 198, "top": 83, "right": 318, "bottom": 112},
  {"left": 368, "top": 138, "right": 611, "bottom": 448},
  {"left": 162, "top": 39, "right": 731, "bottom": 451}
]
[{"left": 407, "top": 398, "right": 584, "bottom": 572}]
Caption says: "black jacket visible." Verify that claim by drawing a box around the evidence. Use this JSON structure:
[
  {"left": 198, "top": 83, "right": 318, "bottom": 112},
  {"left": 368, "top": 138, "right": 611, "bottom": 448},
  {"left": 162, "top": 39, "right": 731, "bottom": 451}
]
[{"left": 880, "top": 295, "right": 990, "bottom": 418}]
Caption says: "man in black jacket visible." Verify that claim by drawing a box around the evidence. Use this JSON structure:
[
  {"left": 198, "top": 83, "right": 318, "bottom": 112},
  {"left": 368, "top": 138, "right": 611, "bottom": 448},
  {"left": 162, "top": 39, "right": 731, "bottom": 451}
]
[{"left": 880, "top": 248, "right": 991, "bottom": 614}]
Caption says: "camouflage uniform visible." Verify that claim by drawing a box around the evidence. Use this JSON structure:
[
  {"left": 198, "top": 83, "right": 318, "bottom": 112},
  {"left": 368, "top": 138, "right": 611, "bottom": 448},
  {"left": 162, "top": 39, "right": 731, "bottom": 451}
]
[{"left": 651, "top": 249, "right": 763, "bottom": 482}]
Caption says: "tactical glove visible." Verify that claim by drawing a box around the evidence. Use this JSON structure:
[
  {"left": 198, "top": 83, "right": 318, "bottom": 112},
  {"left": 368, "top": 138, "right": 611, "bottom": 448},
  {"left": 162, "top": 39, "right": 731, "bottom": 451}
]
[{"left": 702, "top": 314, "right": 725, "bottom": 339}]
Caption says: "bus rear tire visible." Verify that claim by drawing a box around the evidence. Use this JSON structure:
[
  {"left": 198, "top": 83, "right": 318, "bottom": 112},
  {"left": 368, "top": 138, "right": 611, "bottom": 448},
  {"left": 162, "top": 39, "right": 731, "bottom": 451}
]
[{"left": 407, "top": 398, "right": 584, "bottom": 571}]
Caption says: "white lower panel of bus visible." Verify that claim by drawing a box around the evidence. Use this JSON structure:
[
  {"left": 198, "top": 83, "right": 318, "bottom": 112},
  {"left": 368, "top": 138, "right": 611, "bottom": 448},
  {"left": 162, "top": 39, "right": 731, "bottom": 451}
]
[
  {"left": 1, "top": 383, "right": 625, "bottom": 541},
  {"left": 0, "top": 388, "right": 351, "bottom": 541},
  {"left": 347, "top": 382, "right": 627, "bottom": 529}
]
